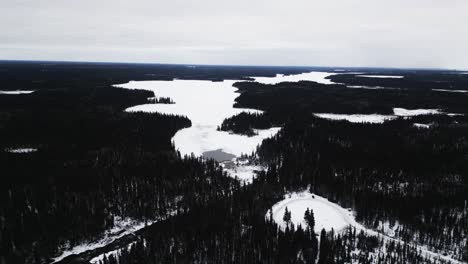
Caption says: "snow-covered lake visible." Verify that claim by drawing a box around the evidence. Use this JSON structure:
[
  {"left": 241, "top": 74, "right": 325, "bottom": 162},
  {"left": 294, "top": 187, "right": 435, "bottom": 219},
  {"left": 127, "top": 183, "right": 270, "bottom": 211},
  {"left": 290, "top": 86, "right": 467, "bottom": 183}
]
[
  {"left": 314, "top": 108, "right": 459, "bottom": 124},
  {"left": 115, "top": 71, "right": 337, "bottom": 182},
  {"left": 252, "top": 72, "right": 336, "bottom": 85},
  {"left": 115, "top": 71, "right": 335, "bottom": 175},
  {"left": 115, "top": 79, "right": 280, "bottom": 158}
]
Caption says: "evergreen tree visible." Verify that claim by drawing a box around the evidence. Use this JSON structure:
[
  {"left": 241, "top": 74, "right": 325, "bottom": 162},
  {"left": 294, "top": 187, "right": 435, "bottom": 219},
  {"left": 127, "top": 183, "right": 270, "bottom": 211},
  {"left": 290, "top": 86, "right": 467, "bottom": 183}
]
[
  {"left": 304, "top": 208, "right": 315, "bottom": 231},
  {"left": 283, "top": 207, "right": 291, "bottom": 224}
]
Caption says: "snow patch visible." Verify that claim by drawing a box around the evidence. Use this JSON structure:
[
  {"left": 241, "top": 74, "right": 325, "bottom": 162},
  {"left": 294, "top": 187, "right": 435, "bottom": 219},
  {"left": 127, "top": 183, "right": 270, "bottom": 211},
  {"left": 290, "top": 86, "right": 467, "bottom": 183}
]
[
  {"left": 223, "top": 163, "right": 265, "bottom": 184},
  {"left": 413, "top": 123, "right": 432, "bottom": 129},
  {"left": 6, "top": 148, "right": 38, "bottom": 153},
  {"left": 0, "top": 90, "right": 35, "bottom": 95},
  {"left": 393, "top": 108, "right": 443, "bottom": 116},
  {"left": 313, "top": 113, "right": 396, "bottom": 124},
  {"left": 432, "top": 89, "right": 468, "bottom": 93}
]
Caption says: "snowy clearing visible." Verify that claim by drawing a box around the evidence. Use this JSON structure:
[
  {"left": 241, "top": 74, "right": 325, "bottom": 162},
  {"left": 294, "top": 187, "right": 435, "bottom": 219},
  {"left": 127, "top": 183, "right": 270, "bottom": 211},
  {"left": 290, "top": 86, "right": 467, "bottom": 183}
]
[
  {"left": 0, "top": 90, "right": 35, "bottom": 95},
  {"left": 357, "top": 75, "right": 404, "bottom": 79},
  {"left": 432, "top": 89, "right": 468, "bottom": 93},
  {"left": 313, "top": 113, "right": 396, "bottom": 124},
  {"left": 267, "top": 190, "right": 465, "bottom": 264},
  {"left": 266, "top": 191, "right": 351, "bottom": 233},
  {"left": 265, "top": 190, "right": 463, "bottom": 264},
  {"left": 222, "top": 163, "right": 265, "bottom": 184},
  {"left": 5, "top": 148, "right": 38, "bottom": 153}
]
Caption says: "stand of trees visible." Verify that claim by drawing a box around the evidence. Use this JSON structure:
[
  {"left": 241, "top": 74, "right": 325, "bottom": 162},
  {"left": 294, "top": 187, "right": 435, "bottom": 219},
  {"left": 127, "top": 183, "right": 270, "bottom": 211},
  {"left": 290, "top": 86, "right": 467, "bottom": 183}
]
[
  {"left": 218, "top": 78, "right": 468, "bottom": 262},
  {"left": 1, "top": 62, "right": 467, "bottom": 263}
]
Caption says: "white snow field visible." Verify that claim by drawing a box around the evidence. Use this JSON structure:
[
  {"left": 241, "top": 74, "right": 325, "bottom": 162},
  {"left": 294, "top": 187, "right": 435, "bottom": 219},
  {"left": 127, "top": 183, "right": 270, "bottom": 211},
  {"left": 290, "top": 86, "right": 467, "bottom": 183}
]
[
  {"left": 267, "top": 190, "right": 465, "bottom": 264},
  {"left": 357, "top": 75, "right": 404, "bottom": 79},
  {"left": 0, "top": 90, "right": 35, "bottom": 95}
]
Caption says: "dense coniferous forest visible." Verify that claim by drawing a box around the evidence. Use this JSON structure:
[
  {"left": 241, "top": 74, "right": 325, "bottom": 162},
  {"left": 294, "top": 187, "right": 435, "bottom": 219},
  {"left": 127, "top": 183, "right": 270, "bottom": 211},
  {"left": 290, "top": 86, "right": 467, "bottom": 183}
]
[
  {"left": 0, "top": 62, "right": 320, "bottom": 264},
  {"left": 1, "top": 62, "right": 467, "bottom": 264},
  {"left": 220, "top": 78, "right": 468, "bottom": 261}
]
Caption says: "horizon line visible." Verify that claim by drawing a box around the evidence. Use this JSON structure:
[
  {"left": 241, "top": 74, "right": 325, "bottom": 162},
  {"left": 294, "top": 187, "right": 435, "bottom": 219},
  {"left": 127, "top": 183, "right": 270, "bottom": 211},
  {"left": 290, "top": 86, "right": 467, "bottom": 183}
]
[{"left": 0, "top": 59, "right": 464, "bottom": 72}]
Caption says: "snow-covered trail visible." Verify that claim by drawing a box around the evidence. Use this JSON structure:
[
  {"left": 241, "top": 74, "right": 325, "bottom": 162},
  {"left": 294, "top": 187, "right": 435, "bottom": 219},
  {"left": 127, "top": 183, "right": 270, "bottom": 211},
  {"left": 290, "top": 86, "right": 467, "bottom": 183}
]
[{"left": 268, "top": 190, "right": 465, "bottom": 264}]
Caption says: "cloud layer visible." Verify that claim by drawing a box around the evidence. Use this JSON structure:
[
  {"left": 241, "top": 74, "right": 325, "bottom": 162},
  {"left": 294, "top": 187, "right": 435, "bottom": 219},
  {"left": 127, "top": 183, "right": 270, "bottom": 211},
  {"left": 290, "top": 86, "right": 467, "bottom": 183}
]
[{"left": 1, "top": 0, "right": 467, "bottom": 68}]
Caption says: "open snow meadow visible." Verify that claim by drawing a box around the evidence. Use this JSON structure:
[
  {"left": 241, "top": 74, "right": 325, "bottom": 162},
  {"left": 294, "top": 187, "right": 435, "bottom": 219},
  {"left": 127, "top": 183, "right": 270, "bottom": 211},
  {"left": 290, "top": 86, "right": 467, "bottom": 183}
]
[{"left": 268, "top": 190, "right": 465, "bottom": 264}]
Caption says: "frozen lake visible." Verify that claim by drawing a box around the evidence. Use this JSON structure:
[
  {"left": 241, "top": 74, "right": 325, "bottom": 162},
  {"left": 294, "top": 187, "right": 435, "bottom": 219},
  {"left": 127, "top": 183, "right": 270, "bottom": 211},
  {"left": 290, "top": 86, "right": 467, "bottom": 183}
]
[{"left": 115, "top": 72, "right": 335, "bottom": 160}]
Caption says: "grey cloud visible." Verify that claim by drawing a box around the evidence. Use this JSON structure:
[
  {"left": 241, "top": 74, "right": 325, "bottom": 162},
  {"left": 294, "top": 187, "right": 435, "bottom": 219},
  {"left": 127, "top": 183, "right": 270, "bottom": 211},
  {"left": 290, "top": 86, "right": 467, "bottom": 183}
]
[{"left": 1, "top": 0, "right": 467, "bottom": 69}]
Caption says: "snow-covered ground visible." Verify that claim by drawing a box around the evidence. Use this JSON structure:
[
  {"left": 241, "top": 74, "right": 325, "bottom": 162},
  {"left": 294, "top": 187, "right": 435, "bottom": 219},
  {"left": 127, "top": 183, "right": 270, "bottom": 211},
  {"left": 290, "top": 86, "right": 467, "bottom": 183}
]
[
  {"left": 357, "top": 75, "right": 404, "bottom": 79},
  {"left": 222, "top": 163, "right": 265, "bottom": 184},
  {"left": 0, "top": 90, "right": 35, "bottom": 95},
  {"left": 267, "top": 190, "right": 464, "bottom": 264},
  {"left": 5, "top": 148, "right": 38, "bottom": 153}
]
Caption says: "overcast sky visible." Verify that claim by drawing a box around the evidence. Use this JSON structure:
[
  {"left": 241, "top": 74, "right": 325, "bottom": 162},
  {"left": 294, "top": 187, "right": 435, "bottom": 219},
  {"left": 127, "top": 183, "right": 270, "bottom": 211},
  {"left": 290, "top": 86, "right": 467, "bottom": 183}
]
[{"left": 1, "top": 0, "right": 467, "bottom": 69}]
